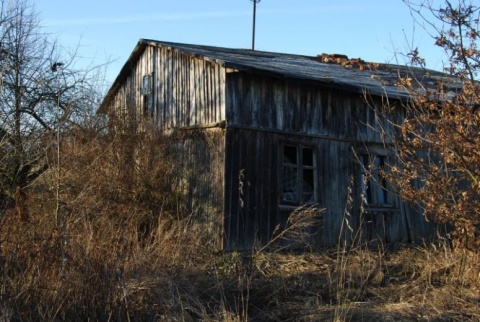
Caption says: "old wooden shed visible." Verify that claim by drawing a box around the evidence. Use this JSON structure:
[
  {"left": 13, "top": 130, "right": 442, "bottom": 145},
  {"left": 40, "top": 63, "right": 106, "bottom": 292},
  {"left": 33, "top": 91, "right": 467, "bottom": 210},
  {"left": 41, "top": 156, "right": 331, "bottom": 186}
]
[{"left": 99, "top": 39, "right": 455, "bottom": 250}]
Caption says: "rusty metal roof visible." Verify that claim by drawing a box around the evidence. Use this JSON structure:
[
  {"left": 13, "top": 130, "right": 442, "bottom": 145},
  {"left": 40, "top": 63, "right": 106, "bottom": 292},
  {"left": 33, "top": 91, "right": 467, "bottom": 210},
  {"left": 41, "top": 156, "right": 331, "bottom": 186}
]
[{"left": 100, "top": 38, "right": 462, "bottom": 112}]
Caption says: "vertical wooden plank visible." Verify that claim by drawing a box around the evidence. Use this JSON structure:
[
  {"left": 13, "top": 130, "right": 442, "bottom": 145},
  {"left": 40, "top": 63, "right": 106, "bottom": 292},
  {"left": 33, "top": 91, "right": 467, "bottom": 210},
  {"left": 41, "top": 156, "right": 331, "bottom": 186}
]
[
  {"left": 170, "top": 50, "right": 175, "bottom": 128},
  {"left": 166, "top": 49, "right": 173, "bottom": 128},
  {"left": 187, "top": 58, "right": 194, "bottom": 126},
  {"left": 184, "top": 57, "right": 189, "bottom": 126},
  {"left": 205, "top": 61, "right": 211, "bottom": 124},
  {"left": 153, "top": 47, "right": 158, "bottom": 124},
  {"left": 207, "top": 61, "right": 211, "bottom": 124},
  {"left": 184, "top": 55, "right": 189, "bottom": 126},
  {"left": 173, "top": 52, "right": 179, "bottom": 127},
  {"left": 157, "top": 47, "right": 164, "bottom": 130},
  {"left": 162, "top": 48, "right": 168, "bottom": 129},
  {"left": 160, "top": 47, "right": 166, "bottom": 128},
  {"left": 213, "top": 62, "right": 218, "bottom": 122},
  {"left": 198, "top": 60, "right": 204, "bottom": 125},
  {"left": 199, "top": 61, "right": 206, "bottom": 125},
  {"left": 211, "top": 62, "right": 216, "bottom": 123},
  {"left": 217, "top": 63, "right": 222, "bottom": 122},
  {"left": 180, "top": 54, "right": 184, "bottom": 126}
]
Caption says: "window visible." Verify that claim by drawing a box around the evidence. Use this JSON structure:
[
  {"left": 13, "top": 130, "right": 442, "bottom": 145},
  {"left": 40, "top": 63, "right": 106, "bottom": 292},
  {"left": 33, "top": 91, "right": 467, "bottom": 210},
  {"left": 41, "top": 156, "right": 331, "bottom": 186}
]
[
  {"left": 360, "top": 153, "right": 393, "bottom": 207},
  {"left": 142, "top": 74, "right": 153, "bottom": 117},
  {"left": 141, "top": 74, "right": 152, "bottom": 95},
  {"left": 281, "top": 144, "right": 317, "bottom": 205}
]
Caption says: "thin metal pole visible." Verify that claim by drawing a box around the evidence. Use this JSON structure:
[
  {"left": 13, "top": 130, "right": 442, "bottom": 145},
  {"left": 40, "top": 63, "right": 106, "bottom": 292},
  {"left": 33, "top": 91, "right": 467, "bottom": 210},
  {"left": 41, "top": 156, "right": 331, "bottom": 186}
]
[{"left": 251, "top": 0, "right": 261, "bottom": 50}]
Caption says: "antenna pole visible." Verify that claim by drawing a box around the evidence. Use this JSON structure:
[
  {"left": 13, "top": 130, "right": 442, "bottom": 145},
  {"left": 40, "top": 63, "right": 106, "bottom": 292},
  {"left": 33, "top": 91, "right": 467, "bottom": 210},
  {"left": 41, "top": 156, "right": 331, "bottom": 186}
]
[{"left": 251, "top": 0, "right": 261, "bottom": 50}]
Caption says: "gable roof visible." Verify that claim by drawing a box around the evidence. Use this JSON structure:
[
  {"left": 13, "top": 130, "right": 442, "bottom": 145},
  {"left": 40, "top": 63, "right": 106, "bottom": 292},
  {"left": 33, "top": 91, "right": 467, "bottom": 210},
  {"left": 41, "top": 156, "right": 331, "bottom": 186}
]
[{"left": 100, "top": 38, "right": 462, "bottom": 113}]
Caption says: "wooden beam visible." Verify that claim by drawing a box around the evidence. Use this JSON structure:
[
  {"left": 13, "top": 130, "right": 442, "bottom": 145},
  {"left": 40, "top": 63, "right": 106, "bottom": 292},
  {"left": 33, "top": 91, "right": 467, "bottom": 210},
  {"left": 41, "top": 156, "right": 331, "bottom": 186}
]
[{"left": 177, "top": 120, "right": 226, "bottom": 130}]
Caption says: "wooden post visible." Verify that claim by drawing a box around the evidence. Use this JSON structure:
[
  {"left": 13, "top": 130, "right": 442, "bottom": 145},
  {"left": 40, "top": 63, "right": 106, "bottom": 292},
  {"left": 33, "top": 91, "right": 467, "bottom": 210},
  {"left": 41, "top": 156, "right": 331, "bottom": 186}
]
[{"left": 251, "top": 0, "right": 261, "bottom": 50}]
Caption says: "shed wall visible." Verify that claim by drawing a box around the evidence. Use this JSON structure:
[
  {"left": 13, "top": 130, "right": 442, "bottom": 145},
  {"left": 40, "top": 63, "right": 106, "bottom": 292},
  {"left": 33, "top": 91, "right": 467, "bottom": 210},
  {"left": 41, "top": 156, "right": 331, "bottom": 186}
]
[
  {"left": 223, "top": 128, "right": 415, "bottom": 249},
  {"left": 224, "top": 72, "right": 436, "bottom": 249},
  {"left": 225, "top": 72, "right": 398, "bottom": 143}
]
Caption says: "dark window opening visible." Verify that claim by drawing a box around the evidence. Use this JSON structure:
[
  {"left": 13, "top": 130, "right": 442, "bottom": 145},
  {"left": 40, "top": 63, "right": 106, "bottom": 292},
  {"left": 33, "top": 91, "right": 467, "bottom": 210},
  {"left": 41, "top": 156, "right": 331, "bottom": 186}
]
[
  {"left": 281, "top": 145, "right": 317, "bottom": 205},
  {"left": 142, "top": 74, "right": 154, "bottom": 117},
  {"left": 143, "top": 94, "right": 153, "bottom": 117},
  {"left": 284, "top": 145, "right": 297, "bottom": 164},
  {"left": 361, "top": 154, "right": 393, "bottom": 207}
]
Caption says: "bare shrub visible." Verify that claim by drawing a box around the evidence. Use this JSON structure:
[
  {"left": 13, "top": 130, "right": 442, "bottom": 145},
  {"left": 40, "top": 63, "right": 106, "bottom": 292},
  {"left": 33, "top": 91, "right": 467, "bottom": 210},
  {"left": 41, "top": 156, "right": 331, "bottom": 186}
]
[
  {"left": 0, "top": 127, "right": 218, "bottom": 320},
  {"left": 381, "top": 1, "right": 480, "bottom": 250}
]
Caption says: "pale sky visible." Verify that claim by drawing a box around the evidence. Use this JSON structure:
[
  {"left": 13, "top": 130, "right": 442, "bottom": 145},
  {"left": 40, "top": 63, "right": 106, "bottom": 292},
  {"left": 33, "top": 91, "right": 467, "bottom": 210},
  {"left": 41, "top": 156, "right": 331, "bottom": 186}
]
[{"left": 36, "top": 0, "right": 447, "bottom": 83}]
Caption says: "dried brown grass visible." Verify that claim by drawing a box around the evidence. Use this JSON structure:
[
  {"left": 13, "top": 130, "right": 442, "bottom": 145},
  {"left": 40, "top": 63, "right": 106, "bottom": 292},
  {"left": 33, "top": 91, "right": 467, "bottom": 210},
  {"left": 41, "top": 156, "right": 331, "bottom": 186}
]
[{"left": 0, "top": 130, "right": 479, "bottom": 321}]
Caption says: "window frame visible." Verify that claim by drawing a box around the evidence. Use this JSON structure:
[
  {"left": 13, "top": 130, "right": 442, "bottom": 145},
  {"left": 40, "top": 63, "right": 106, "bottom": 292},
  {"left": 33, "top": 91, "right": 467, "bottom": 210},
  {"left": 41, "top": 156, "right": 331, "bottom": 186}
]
[
  {"left": 280, "top": 142, "right": 318, "bottom": 207},
  {"left": 359, "top": 151, "right": 396, "bottom": 209},
  {"left": 141, "top": 74, "right": 154, "bottom": 118}
]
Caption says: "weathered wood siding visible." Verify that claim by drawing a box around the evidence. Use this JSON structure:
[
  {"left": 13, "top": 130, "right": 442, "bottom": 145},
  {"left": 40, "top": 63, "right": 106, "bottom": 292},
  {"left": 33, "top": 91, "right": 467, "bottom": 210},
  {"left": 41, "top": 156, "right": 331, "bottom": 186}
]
[
  {"left": 224, "top": 72, "right": 436, "bottom": 249},
  {"left": 224, "top": 129, "right": 279, "bottom": 250},
  {"left": 104, "top": 45, "right": 226, "bottom": 131},
  {"left": 224, "top": 128, "right": 365, "bottom": 249},
  {"left": 225, "top": 72, "right": 398, "bottom": 142},
  {"left": 152, "top": 46, "right": 226, "bottom": 129}
]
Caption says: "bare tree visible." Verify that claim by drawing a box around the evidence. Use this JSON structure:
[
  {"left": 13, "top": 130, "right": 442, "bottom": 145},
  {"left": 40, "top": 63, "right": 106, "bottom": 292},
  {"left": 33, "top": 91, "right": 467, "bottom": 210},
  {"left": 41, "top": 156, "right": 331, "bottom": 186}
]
[{"left": 0, "top": 0, "right": 106, "bottom": 220}]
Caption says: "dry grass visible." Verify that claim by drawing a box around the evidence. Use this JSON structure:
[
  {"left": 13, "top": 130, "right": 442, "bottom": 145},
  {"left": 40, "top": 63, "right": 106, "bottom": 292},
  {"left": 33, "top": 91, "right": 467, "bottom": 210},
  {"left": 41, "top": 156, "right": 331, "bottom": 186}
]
[{"left": 1, "top": 131, "right": 479, "bottom": 321}]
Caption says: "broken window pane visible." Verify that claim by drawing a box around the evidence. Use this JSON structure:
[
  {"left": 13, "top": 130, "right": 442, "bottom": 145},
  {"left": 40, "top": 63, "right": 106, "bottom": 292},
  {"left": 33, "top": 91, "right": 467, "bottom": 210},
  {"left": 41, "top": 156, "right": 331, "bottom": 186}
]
[
  {"left": 302, "top": 168, "right": 314, "bottom": 202},
  {"left": 282, "top": 165, "right": 299, "bottom": 202},
  {"left": 284, "top": 145, "right": 297, "bottom": 165},
  {"left": 281, "top": 144, "right": 317, "bottom": 205},
  {"left": 303, "top": 147, "right": 314, "bottom": 166}
]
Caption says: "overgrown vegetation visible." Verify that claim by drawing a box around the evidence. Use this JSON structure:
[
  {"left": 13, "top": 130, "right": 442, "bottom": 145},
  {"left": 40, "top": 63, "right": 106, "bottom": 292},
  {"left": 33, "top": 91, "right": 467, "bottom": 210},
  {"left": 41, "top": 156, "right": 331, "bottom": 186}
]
[
  {"left": 0, "top": 0, "right": 479, "bottom": 321},
  {"left": 384, "top": 0, "right": 480, "bottom": 249},
  {"left": 386, "top": 88, "right": 480, "bottom": 249},
  {"left": 0, "top": 125, "right": 478, "bottom": 321}
]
